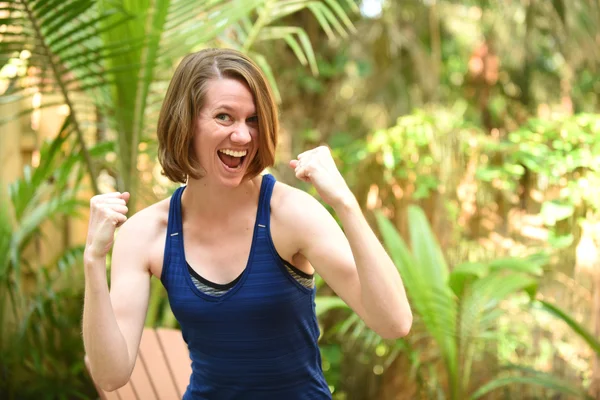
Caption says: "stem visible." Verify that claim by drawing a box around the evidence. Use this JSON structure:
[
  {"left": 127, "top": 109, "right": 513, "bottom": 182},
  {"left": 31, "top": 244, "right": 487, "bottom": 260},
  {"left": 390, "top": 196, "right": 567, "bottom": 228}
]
[
  {"left": 21, "top": 0, "right": 99, "bottom": 194},
  {"left": 243, "top": 0, "right": 274, "bottom": 52}
]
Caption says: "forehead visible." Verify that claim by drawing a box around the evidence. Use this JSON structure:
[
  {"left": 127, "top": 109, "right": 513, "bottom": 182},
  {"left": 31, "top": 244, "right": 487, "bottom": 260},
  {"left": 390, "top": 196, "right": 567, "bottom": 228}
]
[{"left": 203, "top": 78, "right": 255, "bottom": 111}]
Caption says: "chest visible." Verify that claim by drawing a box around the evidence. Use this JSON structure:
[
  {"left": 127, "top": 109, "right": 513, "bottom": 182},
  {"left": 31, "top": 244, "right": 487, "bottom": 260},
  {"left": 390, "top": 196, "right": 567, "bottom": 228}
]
[{"left": 183, "top": 215, "right": 256, "bottom": 285}]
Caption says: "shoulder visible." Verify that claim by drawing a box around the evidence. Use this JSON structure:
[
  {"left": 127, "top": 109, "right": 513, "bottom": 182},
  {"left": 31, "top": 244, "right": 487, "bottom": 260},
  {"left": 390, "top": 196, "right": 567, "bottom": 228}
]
[
  {"left": 270, "top": 178, "right": 336, "bottom": 245},
  {"left": 271, "top": 179, "right": 326, "bottom": 220},
  {"left": 114, "top": 195, "right": 171, "bottom": 257}
]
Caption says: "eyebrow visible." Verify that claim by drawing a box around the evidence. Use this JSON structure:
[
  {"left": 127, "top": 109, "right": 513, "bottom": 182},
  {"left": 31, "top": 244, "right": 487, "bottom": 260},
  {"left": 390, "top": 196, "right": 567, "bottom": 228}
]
[{"left": 214, "top": 104, "right": 257, "bottom": 115}]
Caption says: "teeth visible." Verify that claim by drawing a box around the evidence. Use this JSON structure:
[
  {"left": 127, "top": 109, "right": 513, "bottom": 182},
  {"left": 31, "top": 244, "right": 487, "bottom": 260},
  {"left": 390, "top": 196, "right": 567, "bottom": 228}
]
[{"left": 219, "top": 149, "right": 247, "bottom": 158}]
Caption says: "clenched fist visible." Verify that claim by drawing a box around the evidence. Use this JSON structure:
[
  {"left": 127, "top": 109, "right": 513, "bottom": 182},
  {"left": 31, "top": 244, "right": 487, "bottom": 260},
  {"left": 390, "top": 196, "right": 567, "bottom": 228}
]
[
  {"left": 289, "top": 146, "right": 356, "bottom": 210},
  {"left": 85, "top": 192, "right": 130, "bottom": 259}
]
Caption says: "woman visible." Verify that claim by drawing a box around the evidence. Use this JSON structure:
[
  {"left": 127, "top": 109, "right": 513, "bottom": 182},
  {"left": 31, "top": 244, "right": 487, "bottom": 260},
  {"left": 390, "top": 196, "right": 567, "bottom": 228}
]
[{"left": 83, "top": 48, "right": 412, "bottom": 399}]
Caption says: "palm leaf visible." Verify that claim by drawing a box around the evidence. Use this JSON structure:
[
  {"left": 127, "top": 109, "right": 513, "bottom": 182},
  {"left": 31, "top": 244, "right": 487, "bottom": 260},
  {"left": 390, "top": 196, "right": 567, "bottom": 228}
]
[
  {"left": 315, "top": 295, "right": 349, "bottom": 317},
  {"left": 376, "top": 209, "right": 459, "bottom": 398},
  {"left": 471, "top": 369, "right": 593, "bottom": 400},
  {"left": 457, "top": 272, "right": 538, "bottom": 392},
  {"left": 533, "top": 299, "right": 600, "bottom": 355},
  {"left": 448, "top": 262, "right": 487, "bottom": 297},
  {"left": 1, "top": 0, "right": 136, "bottom": 193},
  {"left": 407, "top": 205, "right": 450, "bottom": 284},
  {"left": 488, "top": 256, "right": 544, "bottom": 277}
]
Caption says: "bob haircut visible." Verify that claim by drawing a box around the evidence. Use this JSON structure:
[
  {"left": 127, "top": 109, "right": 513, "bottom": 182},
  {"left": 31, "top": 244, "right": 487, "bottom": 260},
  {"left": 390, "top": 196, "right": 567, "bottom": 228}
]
[{"left": 157, "top": 48, "right": 279, "bottom": 183}]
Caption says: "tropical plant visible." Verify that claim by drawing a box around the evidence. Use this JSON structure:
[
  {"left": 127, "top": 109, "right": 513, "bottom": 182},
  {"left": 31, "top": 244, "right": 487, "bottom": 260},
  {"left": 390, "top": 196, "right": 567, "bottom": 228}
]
[
  {"left": 2, "top": 0, "right": 358, "bottom": 330},
  {"left": 330, "top": 205, "right": 592, "bottom": 399},
  {"left": 1, "top": 0, "right": 358, "bottom": 209},
  {"left": 0, "top": 119, "right": 112, "bottom": 398},
  {"left": 533, "top": 299, "right": 600, "bottom": 357},
  {"left": 1, "top": 1, "right": 361, "bottom": 395}
]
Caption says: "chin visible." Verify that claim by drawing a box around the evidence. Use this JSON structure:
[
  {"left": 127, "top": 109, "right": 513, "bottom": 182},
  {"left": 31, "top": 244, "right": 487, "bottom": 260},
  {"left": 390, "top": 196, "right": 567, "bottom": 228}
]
[{"left": 218, "top": 175, "right": 246, "bottom": 188}]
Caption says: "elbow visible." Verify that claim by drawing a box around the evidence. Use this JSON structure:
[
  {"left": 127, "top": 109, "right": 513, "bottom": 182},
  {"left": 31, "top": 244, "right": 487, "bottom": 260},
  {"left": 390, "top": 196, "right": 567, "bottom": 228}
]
[
  {"left": 86, "top": 358, "right": 130, "bottom": 392},
  {"left": 96, "top": 375, "right": 129, "bottom": 392},
  {"left": 378, "top": 312, "right": 413, "bottom": 339}
]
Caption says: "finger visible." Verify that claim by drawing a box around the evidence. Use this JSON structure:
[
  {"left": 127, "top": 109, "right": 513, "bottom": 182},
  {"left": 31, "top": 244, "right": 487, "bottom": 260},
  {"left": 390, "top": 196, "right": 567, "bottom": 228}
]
[
  {"left": 289, "top": 160, "right": 298, "bottom": 169},
  {"left": 294, "top": 165, "right": 311, "bottom": 183},
  {"left": 105, "top": 209, "right": 127, "bottom": 226},
  {"left": 296, "top": 148, "right": 315, "bottom": 160},
  {"left": 97, "top": 198, "right": 127, "bottom": 206},
  {"left": 120, "top": 192, "right": 130, "bottom": 203},
  {"left": 104, "top": 204, "right": 128, "bottom": 214},
  {"left": 116, "top": 217, "right": 128, "bottom": 228},
  {"left": 101, "top": 192, "right": 125, "bottom": 198},
  {"left": 317, "top": 145, "right": 331, "bottom": 153}
]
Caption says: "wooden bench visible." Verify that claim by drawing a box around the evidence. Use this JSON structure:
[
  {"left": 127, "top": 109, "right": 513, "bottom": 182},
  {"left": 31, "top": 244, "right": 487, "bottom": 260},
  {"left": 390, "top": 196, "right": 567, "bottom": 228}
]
[{"left": 86, "top": 328, "right": 192, "bottom": 400}]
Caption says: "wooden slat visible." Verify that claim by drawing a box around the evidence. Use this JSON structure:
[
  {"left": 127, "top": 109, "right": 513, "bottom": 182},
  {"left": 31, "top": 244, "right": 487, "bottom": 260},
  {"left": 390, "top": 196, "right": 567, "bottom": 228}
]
[
  {"left": 156, "top": 328, "right": 192, "bottom": 396},
  {"left": 128, "top": 341, "right": 159, "bottom": 400},
  {"left": 116, "top": 381, "right": 137, "bottom": 400},
  {"left": 138, "top": 329, "right": 180, "bottom": 400},
  {"left": 99, "top": 388, "right": 121, "bottom": 400}
]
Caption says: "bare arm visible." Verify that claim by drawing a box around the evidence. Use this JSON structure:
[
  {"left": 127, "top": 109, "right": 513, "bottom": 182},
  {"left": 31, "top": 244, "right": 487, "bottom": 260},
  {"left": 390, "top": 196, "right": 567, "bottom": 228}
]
[
  {"left": 82, "top": 193, "right": 151, "bottom": 391},
  {"left": 289, "top": 147, "right": 412, "bottom": 338}
]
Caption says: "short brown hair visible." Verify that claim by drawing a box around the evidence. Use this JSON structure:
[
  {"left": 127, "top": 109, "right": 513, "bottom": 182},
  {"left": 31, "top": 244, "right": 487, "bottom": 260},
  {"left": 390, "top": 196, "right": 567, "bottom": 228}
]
[{"left": 157, "top": 48, "right": 279, "bottom": 183}]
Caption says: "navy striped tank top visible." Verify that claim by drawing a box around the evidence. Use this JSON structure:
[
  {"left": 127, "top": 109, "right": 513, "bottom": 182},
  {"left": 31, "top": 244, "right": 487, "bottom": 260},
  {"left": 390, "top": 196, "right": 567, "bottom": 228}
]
[{"left": 161, "top": 174, "right": 332, "bottom": 399}]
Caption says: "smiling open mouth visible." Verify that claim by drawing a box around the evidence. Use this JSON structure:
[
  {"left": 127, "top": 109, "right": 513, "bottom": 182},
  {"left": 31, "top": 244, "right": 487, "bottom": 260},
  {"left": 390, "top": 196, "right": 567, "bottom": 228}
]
[{"left": 218, "top": 149, "right": 247, "bottom": 169}]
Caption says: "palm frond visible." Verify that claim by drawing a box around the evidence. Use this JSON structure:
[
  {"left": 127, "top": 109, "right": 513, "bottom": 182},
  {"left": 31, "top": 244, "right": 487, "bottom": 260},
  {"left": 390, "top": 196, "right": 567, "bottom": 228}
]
[
  {"left": 315, "top": 295, "right": 349, "bottom": 317},
  {"left": 1, "top": 0, "right": 136, "bottom": 192},
  {"left": 533, "top": 299, "right": 600, "bottom": 355},
  {"left": 471, "top": 367, "right": 593, "bottom": 400},
  {"left": 376, "top": 208, "right": 459, "bottom": 395}
]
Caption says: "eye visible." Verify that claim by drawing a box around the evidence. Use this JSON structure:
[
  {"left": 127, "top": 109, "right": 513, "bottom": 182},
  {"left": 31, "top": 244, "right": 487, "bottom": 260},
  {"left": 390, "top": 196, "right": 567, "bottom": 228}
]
[
  {"left": 247, "top": 115, "right": 258, "bottom": 124},
  {"left": 216, "top": 113, "right": 231, "bottom": 122}
]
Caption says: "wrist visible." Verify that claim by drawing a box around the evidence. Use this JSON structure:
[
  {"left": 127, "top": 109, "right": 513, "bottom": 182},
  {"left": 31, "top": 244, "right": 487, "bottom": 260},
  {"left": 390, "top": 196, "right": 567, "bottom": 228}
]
[
  {"left": 84, "top": 248, "right": 106, "bottom": 268},
  {"left": 332, "top": 192, "right": 360, "bottom": 215}
]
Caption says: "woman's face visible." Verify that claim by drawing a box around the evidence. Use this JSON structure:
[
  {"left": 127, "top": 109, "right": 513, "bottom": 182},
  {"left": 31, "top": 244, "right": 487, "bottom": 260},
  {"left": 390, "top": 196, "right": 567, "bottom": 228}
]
[{"left": 193, "top": 78, "right": 259, "bottom": 188}]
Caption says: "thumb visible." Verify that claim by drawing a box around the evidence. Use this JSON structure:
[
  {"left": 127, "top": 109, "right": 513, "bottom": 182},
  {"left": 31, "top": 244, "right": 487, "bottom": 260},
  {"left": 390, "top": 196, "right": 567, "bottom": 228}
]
[
  {"left": 120, "top": 192, "right": 131, "bottom": 202},
  {"left": 289, "top": 160, "right": 298, "bottom": 169}
]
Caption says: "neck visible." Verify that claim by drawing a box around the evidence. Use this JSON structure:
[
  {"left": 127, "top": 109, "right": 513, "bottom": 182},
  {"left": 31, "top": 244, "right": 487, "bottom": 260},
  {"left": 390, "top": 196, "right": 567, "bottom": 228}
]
[{"left": 181, "top": 175, "right": 260, "bottom": 222}]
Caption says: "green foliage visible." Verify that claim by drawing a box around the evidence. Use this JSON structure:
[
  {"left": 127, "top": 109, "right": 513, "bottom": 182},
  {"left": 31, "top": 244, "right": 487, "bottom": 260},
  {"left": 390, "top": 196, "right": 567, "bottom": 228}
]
[
  {"left": 2, "top": 0, "right": 599, "bottom": 397},
  {"left": 478, "top": 114, "right": 600, "bottom": 194},
  {"left": 478, "top": 113, "right": 600, "bottom": 248},
  {"left": 471, "top": 367, "right": 594, "bottom": 400},
  {"left": 2, "top": 0, "right": 357, "bottom": 209},
  {"left": 533, "top": 300, "right": 600, "bottom": 356},
  {"left": 373, "top": 206, "right": 578, "bottom": 399},
  {"left": 0, "top": 120, "right": 111, "bottom": 398}
]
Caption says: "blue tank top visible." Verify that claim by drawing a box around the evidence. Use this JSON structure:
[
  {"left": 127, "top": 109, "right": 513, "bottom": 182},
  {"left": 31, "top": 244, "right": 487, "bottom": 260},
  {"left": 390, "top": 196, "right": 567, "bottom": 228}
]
[{"left": 161, "top": 174, "right": 331, "bottom": 399}]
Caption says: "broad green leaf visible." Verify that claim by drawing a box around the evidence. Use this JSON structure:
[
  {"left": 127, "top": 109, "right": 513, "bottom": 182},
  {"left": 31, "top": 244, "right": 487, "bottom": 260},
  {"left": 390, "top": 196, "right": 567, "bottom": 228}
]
[
  {"left": 376, "top": 209, "right": 458, "bottom": 395},
  {"left": 547, "top": 231, "right": 574, "bottom": 249},
  {"left": 449, "top": 262, "right": 487, "bottom": 297},
  {"left": 487, "top": 258, "right": 543, "bottom": 276},
  {"left": 471, "top": 373, "right": 593, "bottom": 400},
  {"left": 407, "top": 205, "right": 449, "bottom": 284},
  {"left": 315, "top": 296, "right": 349, "bottom": 317},
  {"left": 540, "top": 200, "right": 574, "bottom": 226},
  {"left": 533, "top": 300, "right": 600, "bottom": 355}
]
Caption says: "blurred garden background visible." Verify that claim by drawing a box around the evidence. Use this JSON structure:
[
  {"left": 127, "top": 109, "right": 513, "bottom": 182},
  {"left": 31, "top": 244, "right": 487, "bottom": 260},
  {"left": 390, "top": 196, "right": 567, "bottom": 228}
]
[{"left": 1, "top": 0, "right": 599, "bottom": 399}]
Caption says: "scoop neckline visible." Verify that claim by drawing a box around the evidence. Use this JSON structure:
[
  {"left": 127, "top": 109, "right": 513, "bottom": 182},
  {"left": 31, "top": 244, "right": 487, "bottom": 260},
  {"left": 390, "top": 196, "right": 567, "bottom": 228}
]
[{"left": 176, "top": 175, "right": 266, "bottom": 302}]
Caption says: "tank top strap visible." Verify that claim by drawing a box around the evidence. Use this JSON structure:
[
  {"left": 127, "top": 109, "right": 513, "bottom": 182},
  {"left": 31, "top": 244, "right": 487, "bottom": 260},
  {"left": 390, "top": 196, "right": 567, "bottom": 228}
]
[
  {"left": 162, "top": 185, "right": 185, "bottom": 286},
  {"left": 257, "top": 174, "right": 275, "bottom": 227},
  {"left": 168, "top": 185, "right": 185, "bottom": 235}
]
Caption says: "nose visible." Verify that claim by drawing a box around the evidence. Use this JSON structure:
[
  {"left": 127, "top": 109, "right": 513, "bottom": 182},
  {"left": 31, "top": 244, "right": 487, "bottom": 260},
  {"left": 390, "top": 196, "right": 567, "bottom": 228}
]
[{"left": 230, "top": 123, "right": 252, "bottom": 145}]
